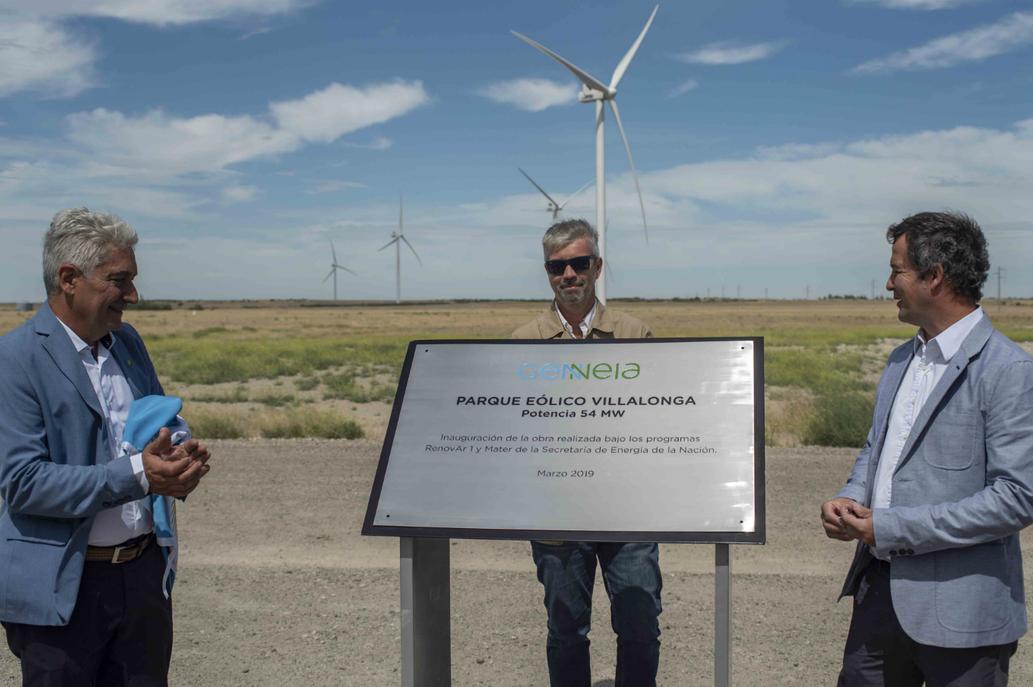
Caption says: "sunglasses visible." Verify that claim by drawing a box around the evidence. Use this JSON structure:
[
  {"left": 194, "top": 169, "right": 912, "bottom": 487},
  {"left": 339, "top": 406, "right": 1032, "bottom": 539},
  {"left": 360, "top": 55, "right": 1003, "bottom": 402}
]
[{"left": 545, "top": 255, "right": 596, "bottom": 276}]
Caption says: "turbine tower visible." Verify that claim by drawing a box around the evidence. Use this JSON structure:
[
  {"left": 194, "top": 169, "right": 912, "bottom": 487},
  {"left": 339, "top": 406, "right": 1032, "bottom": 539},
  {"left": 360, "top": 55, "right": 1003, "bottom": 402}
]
[
  {"left": 322, "top": 240, "right": 356, "bottom": 301},
  {"left": 378, "top": 195, "right": 422, "bottom": 304},
  {"left": 518, "top": 167, "right": 593, "bottom": 220},
  {"left": 513, "top": 5, "right": 657, "bottom": 304}
]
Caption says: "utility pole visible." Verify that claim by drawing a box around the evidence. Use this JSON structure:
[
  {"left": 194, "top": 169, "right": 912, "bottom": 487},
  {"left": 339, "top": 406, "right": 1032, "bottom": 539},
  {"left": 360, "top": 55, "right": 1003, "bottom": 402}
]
[
  {"left": 997, "top": 266, "right": 1003, "bottom": 302},
  {"left": 736, "top": 284, "right": 741, "bottom": 300},
  {"left": 764, "top": 287, "right": 769, "bottom": 300},
  {"left": 805, "top": 285, "right": 810, "bottom": 301},
  {"left": 870, "top": 279, "right": 875, "bottom": 300}
]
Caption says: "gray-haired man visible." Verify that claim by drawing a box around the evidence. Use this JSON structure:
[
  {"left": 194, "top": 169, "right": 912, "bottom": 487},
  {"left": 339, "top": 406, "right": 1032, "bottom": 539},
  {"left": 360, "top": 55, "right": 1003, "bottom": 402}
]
[
  {"left": 513, "top": 219, "right": 662, "bottom": 687},
  {"left": 0, "top": 208, "right": 211, "bottom": 686}
]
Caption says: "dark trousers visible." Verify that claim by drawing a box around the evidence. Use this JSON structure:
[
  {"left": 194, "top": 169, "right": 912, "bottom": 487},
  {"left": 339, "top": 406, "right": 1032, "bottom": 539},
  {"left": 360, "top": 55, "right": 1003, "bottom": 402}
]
[
  {"left": 3, "top": 539, "right": 173, "bottom": 687},
  {"left": 531, "top": 541, "right": 662, "bottom": 687},
  {"left": 838, "top": 560, "right": 1016, "bottom": 687}
]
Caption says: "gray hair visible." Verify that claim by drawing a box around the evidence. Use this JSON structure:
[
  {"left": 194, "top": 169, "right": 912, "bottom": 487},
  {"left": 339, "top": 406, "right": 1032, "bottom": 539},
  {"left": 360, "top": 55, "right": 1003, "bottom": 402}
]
[
  {"left": 886, "top": 211, "right": 989, "bottom": 303},
  {"left": 43, "top": 208, "right": 138, "bottom": 295},
  {"left": 542, "top": 218, "right": 599, "bottom": 259}
]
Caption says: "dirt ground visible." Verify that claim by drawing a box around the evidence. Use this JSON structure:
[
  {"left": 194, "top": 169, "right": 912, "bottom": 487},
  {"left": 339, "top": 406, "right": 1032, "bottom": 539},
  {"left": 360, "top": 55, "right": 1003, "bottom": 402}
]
[{"left": 3, "top": 442, "right": 1032, "bottom": 686}]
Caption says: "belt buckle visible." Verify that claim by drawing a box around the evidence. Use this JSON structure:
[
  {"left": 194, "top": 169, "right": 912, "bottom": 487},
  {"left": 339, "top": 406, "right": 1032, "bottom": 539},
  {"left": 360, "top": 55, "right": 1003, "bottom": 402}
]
[{"left": 111, "top": 544, "right": 132, "bottom": 564}]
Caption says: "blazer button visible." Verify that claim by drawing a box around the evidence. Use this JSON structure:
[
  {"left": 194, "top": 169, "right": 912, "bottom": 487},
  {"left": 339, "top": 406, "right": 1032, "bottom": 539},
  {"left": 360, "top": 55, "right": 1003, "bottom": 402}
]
[
  {"left": 889, "top": 549, "right": 898, "bottom": 556},
  {"left": 906, "top": 549, "right": 914, "bottom": 555}
]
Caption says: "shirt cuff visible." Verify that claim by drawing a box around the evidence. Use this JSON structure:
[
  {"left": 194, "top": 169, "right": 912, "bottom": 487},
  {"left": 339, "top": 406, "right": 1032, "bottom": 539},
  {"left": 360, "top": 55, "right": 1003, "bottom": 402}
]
[{"left": 130, "top": 452, "right": 149, "bottom": 493}]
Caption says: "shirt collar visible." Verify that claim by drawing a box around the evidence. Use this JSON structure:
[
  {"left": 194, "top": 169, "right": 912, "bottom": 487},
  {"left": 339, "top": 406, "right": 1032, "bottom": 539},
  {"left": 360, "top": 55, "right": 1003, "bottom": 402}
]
[
  {"left": 554, "top": 300, "right": 597, "bottom": 338},
  {"left": 55, "top": 318, "right": 113, "bottom": 356},
  {"left": 914, "top": 306, "right": 983, "bottom": 363}
]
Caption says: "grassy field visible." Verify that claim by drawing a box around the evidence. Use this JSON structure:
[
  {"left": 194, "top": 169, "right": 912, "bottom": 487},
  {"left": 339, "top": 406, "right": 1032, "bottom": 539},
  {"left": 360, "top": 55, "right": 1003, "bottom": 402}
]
[{"left": 5, "top": 298, "right": 1033, "bottom": 446}]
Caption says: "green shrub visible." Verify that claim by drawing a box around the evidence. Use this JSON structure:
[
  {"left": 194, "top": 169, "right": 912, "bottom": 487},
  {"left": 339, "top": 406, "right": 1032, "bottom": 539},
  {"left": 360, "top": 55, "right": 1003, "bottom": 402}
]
[
  {"left": 150, "top": 336, "right": 407, "bottom": 384},
  {"left": 253, "top": 393, "right": 295, "bottom": 407},
  {"left": 185, "top": 408, "right": 246, "bottom": 439},
  {"left": 296, "top": 376, "right": 320, "bottom": 391},
  {"left": 260, "top": 408, "right": 363, "bottom": 439},
  {"left": 803, "top": 391, "right": 874, "bottom": 447}
]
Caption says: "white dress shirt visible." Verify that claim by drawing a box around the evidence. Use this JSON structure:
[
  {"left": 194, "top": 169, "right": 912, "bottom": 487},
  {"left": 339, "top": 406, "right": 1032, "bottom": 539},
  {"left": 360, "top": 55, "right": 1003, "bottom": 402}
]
[
  {"left": 871, "top": 307, "right": 985, "bottom": 523},
  {"left": 57, "top": 320, "right": 153, "bottom": 546},
  {"left": 555, "top": 301, "right": 597, "bottom": 339}
]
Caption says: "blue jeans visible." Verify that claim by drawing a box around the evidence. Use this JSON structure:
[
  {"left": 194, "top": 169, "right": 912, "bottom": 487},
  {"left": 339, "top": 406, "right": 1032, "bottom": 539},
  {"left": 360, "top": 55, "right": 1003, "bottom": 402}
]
[{"left": 531, "top": 541, "right": 662, "bottom": 687}]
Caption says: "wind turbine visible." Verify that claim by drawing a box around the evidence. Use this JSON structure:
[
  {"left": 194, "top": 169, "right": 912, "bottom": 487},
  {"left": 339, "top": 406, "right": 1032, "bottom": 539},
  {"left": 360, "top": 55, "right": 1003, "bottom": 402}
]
[
  {"left": 322, "top": 240, "right": 356, "bottom": 301},
  {"left": 513, "top": 4, "right": 657, "bottom": 304},
  {"left": 378, "top": 196, "right": 422, "bottom": 304},
  {"left": 518, "top": 168, "right": 593, "bottom": 220}
]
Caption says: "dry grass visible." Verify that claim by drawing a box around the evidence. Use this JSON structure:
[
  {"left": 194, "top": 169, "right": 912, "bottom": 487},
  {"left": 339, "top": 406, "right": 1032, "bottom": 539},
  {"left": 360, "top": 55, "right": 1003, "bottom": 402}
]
[{"left": 5, "top": 298, "right": 1033, "bottom": 445}]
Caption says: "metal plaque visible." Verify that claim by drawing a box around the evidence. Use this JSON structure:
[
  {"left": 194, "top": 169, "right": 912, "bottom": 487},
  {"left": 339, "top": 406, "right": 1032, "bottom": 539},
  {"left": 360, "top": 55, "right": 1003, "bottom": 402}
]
[{"left": 362, "top": 338, "right": 764, "bottom": 543}]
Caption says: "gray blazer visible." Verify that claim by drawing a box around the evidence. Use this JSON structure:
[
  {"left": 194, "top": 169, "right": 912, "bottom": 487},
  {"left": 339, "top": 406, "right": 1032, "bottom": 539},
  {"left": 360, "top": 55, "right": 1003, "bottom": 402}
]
[
  {"left": 837, "top": 314, "right": 1033, "bottom": 648},
  {"left": 0, "top": 302, "right": 163, "bottom": 625}
]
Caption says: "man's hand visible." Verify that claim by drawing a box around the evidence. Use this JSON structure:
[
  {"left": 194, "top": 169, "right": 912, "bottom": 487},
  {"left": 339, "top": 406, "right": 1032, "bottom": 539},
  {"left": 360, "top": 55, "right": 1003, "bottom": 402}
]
[
  {"left": 142, "top": 428, "right": 211, "bottom": 498},
  {"left": 839, "top": 504, "right": 875, "bottom": 547},
  {"left": 821, "top": 498, "right": 862, "bottom": 541}
]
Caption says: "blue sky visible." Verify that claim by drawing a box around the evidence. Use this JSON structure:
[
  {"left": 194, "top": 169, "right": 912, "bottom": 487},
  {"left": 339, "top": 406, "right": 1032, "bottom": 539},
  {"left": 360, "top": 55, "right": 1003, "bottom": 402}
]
[{"left": 2, "top": 0, "right": 1032, "bottom": 301}]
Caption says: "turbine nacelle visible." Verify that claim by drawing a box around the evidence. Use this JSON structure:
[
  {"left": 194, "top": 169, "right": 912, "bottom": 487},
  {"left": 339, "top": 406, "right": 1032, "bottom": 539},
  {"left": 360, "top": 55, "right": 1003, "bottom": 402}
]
[{"left": 577, "top": 86, "right": 609, "bottom": 103}]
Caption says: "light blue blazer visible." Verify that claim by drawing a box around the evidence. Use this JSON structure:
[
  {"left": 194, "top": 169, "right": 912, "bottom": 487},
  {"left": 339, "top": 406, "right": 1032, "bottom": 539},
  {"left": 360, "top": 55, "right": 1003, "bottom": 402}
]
[
  {"left": 837, "top": 314, "right": 1033, "bottom": 648},
  {"left": 0, "top": 302, "right": 164, "bottom": 625}
]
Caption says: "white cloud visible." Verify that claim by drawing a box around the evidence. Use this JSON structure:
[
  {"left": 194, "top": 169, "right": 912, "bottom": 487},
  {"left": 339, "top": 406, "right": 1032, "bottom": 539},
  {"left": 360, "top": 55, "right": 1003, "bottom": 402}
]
[
  {"left": 478, "top": 78, "right": 574, "bottom": 112},
  {"left": 65, "top": 108, "right": 297, "bottom": 177},
  {"left": 61, "top": 80, "right": 426, "bottom": 178},
  {"left": 0, "top": 18, "right": 96, "bottom": 98},
  {"left": 3, "top": 0, "right": 313, "bottom": 26},
  {"left": 676, "top": 41, "right": 785, "bottom": 66},
  {"left": 855, "top": 11, "right": 1033, "bottom": 73},
  {"left": 308, "top": 180, "right": 367, "bottom": 194},
  {"left": 852, "top": 0, "right": 984, "bottom": 9},
  {"left": 341, "top": 136, "right": 393, "bottom": 151},
  {"left": 222, "top": 185, "right": 258, "bottom": 202},
  {"left": 270, "top": 81, "right": 429, "bottom": 143},
  {"left": 668, "top": 79, "right": 699, "bottom": 98}
]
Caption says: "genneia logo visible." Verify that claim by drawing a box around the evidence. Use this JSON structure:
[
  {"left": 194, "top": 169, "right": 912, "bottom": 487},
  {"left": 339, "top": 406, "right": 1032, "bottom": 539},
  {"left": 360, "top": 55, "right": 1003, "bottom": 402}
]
[{"left": 517, "top": 362, "right": 641, "bottom": 381}]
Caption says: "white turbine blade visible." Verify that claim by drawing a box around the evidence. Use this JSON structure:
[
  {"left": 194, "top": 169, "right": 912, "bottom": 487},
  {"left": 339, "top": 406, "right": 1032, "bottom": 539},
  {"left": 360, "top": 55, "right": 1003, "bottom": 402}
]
[
  {"left": 334, "top": 263, "right": 358, "bottom": 276},
  {"left": 558, "top": 178, "right": 594, "bottom": 210},
  {"left": 518, "top": 167, "right": 560, "bottom": 207},
  {"left": 399, "top": 195, "right": 404, "bottom": 234},
  {"left": 610, "top": 5, "right": 659, "bottom": 90},
  {"left": 511, "top": 30, "right": 610, "bottom": 95},
  {"left": 322, "top": 267, "right": 335, "bottom": 283},
  {"left": 330, "top": 240, "right": 337, "bottom": 264},
  {"left": 378, "top": 237, "right": 399, "bottom": 252},
  {"left": 608, "top": 99, "right": 648, "bottom": 242},
  {"left": 400, "top": 235, "right": 423, "bottom": 266}
]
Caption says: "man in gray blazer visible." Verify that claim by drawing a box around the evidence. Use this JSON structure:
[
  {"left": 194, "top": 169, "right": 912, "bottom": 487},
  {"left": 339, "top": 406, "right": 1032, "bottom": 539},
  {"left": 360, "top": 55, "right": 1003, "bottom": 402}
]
[
  {"left": 822, "top": 211, "right": 1033, "bottom": 686},
  {"left": 0, "top": 208, "right": 211, "bottom": 685}
]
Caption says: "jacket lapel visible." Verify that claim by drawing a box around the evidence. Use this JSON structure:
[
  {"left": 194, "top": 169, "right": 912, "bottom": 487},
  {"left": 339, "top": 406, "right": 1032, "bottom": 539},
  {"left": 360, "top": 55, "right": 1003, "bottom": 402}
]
[
  {"left": 35, "top": 303, "right": 103, "bottom": 418},
  {"left": 892, "top": 316, "right": 993, "bottom": 475},
  {"left": 109, "top": 334, "right": 144, "bottom": 400}
]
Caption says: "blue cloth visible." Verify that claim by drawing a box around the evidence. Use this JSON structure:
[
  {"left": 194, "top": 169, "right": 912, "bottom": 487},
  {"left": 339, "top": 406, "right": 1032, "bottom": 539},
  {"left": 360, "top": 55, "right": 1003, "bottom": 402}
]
[
  {"left": 837, "top": 314, "right": 1033, "bottom": 648},
  {"left": 0, "top": 302, "right": 164, "bottom": 626},
  {"left": 531, "top": 541, "right": 662, "bottom": 687},
  {"left": 122, "top": 394, "right": 185, "bottom": 598}
]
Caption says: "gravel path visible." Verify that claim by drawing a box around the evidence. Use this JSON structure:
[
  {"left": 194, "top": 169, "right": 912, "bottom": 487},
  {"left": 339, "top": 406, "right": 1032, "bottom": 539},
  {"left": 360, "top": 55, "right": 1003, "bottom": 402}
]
[{"left": 2, "top": 441, "right": 1031, "bottom": 685}]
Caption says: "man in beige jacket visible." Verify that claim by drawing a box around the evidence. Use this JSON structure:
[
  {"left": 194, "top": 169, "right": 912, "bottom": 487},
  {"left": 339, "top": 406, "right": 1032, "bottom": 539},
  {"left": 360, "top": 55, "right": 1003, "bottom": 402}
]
[{"left": 512, "top": 218, "right": 661, "bottom": 687}]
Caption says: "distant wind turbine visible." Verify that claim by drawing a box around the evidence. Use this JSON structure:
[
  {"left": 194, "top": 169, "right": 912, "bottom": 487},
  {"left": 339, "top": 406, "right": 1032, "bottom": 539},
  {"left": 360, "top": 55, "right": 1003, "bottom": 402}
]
[
  {"left": 518, "top": 167, "right": 593, "bottom": 220},
  {"left": 322, "top": 240, "right": 356, "bottom": 301},
  {"left": 378, "top": 196, "right": 422, "bottom": 304},
  {"left": 513, "top": 4, "right": 658, "bottom": 304}
]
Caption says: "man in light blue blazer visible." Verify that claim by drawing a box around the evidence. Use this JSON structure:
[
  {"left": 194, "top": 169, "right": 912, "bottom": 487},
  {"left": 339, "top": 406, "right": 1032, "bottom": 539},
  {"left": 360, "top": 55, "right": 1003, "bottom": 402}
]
[
  {"left": 0, "top": 208, "right": 211, "bottom": 686},
  {"left": 822, "top": 211, "right": 1033, "bottom": 686}
]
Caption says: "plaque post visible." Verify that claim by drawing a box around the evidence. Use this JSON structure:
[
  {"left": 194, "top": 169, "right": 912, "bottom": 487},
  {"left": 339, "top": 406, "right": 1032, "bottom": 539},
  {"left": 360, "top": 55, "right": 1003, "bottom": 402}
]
[
  {"left": 714, "top": 543, "right": 731, "bottom": 687},
  {"left": 400, "top": 537, "right": 451, "bottom": 687}
]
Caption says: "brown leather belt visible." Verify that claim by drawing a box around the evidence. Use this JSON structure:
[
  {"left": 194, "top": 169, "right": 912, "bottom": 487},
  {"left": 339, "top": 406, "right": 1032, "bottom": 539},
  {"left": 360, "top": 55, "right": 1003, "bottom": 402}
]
[{"left": 86, "top": 533, "right": 153, "bottom": 564}]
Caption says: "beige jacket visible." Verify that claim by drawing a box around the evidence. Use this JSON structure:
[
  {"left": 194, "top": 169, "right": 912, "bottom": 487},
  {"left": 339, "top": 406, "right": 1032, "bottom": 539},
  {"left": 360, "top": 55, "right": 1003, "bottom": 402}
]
[{"left": 510, "top": 300, "right": 652, "bottom": 340}]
